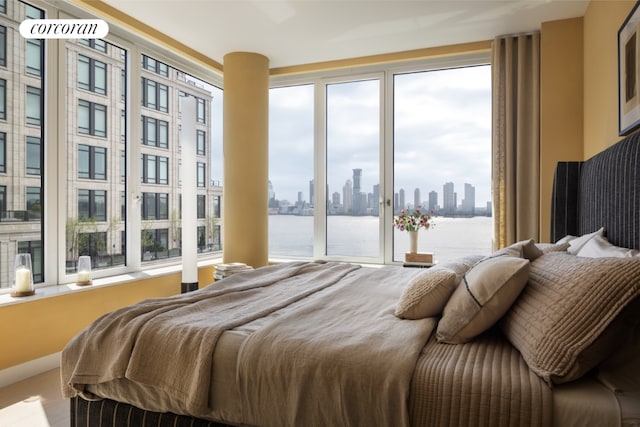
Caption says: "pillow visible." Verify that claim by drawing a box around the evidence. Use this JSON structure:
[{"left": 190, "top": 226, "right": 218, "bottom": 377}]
[
  {"left": 577, "top": 234, "right": 639, "bottom": 258},
  {"left": 493, "top": 239, "right": 543, "bottom": 261},
  {"left": 564, "top": 227, "right": 605, "bottom": 254},
  {"left": 536, "top": 242, "right": 571, "bottom": 254},
  {"left": 395, "top": 268, "right": 458, "bottom": 319},
  {"left": 436, "top": 256, "right": 530, "bottom": 344},
  {"left": 500, "top": 252, "right": 640, "bottom": 384}
]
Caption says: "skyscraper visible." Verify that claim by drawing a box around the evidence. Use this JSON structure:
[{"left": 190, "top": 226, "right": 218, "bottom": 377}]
[
  {"left": 343, "top": 179, "right": 353, "bottom": 214},
  {"left": 428, "top": 191, "right": 438, "bottom": 212},
  {"left": 443, "top": 182, "right": 456, "bottom": 215},
  {"left": 414, "top": 188, "right": 421, "bottom": 209},
  {"left": 462, "top": 183, "right": 476, "bottom": 215},
  {"left": 352, "top": 169, "right": 362, "bottom": 215}
]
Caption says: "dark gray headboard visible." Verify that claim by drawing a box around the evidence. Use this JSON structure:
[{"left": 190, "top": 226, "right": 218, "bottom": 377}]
[{"left": 551, "top": 132, "right": 640, "bottom": 250}]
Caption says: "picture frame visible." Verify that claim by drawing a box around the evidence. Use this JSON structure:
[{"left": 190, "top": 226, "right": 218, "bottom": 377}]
[{"left": 619, "top": 1, "right": 640, "bottom": 135}]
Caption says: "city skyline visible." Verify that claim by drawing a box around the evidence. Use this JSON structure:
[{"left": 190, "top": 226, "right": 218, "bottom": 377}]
[{"left": 268, "top": 169, "right": 491, "bottom": 216}]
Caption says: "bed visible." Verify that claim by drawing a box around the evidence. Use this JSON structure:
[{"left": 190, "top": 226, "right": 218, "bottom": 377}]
[{"left": 62, "top": 132, "right": 640, "bottom": 427}]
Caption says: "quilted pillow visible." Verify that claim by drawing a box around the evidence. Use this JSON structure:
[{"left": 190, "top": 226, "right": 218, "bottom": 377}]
[
  {"left": 395, "top": 268, "right": 458, "bottom": 319},
  {"left": 500, "top": 252, "right": 640, "bottom": 384},
  {"left": 436, "top": 256, "right": 530, "bottom": 344}
]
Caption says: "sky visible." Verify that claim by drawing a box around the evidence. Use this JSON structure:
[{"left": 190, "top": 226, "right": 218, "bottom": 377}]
[{"left": 207, "top": 64, "right": 492, "bottom": 210}]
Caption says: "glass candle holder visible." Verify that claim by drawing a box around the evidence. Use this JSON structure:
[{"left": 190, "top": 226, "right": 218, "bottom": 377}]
[
  {"left": 77, "top": 255, "right": 92, "bottom": 286},
  {"left": 12, "top": 253, "right": 35, "bottom": 297}
]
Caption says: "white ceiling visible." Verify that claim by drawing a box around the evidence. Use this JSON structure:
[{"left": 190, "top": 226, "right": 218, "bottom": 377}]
[{"left": 100, "top": 0, "right": 590, "bottom": 69}]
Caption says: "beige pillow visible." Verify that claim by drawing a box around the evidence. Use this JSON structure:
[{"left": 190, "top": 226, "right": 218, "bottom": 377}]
[
  {"left": 436, "top": 256, "right": 530, "bottom": 344},
  {"left": 501, "top": 252, "right": 640, "bottom": 384},
  {"left": 493, "top": 239, "right": 543, "bottom": 261},
  {"left": 395, "top": 268, "right": 458, "bottom": 319},
  {"left": 536, "top": 242, "right": 570, "bottom": 253}
]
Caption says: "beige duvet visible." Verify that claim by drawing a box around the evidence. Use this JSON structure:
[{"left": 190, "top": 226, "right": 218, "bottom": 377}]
[{"left": 61, "top": 261, "right": 552, "bottom": 427}]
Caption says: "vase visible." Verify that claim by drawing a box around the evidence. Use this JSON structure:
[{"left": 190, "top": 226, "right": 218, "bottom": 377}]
[{"left": 408, "top": 230, "right": 419, "bottom": 253}]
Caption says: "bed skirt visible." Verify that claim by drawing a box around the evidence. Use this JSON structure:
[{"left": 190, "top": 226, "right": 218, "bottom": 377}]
[{"left": 70, "top": 396, "right": 231, "bottom": 427}]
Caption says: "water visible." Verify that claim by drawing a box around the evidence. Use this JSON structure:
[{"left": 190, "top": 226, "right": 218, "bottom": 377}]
[{"left": 268, "top": 215, "right": 493, "bottom": 263}]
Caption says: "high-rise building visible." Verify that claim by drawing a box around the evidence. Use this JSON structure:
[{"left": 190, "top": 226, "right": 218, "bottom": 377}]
[
  {"left": 352, "top": 169, "right": 362, "bottom": 215},
  {"left": 414, "top": 188, "right": 421, "bottom": 210},
  {"left": 399, "top": 188, "right": 405, "bottom": 212},
  {"left": 372, "top": 184, "right": 380, "bottom": 216},
  {"left": 428, "top": 191, "right": 438, "bottom": 212},
  {"left": 343, "top": 179, "right": 353, "bottom": 214},
  {"left": 461, "top": 183, "right": 476, "bottom": 214},
  {"left": 443, "top": 182, "right": 456, "bottom": 215},
  {"left": 309, "top": 179, "right": 314, "bottom": 205}
]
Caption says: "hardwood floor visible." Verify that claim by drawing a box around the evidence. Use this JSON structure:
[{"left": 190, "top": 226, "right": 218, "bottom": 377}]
[{"left": 0, "top": 368, "right": 68, "bottom": 427}]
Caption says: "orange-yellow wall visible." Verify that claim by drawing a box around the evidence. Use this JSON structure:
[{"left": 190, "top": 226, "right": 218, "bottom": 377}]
[
  {"left": 539, "top": 18, "right": 584, "bottom": 242},
  {"left": 583, "top": 0, "right": 636, "bottom": 157},
  {"left": 0, "top": 265, "right": 213, "bottom": 370}
]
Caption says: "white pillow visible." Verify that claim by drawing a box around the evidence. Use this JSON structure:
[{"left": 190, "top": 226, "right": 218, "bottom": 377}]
[
  {"left": 577, "top": 235, "right": 639, "bottom": 258},
  {"left": 563, "top": 227, "right": 605, "bottom": 255},
  {"left": 436, "top": 256, "right": 530, "bottom": 344}
]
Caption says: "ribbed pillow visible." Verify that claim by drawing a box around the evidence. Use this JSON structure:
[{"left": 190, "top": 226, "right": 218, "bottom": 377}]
[
  {"left": 436, "top": 256, "right": 530, "bottom": 344},
  {"left": 500, "top": 252, "right": 640, "bottom": 384},
  {"left": 395, "top": 268, "right": 458, "bottom": 319}
]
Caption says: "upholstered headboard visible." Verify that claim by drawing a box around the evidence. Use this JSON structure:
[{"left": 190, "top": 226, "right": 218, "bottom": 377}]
[{"left": 551, "top": 132, "right": 640, "bottom": 250}]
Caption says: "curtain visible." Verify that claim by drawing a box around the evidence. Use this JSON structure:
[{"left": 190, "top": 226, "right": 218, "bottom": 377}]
[{"left": 492, "top": 32, "right": 540, "bottom": 249}]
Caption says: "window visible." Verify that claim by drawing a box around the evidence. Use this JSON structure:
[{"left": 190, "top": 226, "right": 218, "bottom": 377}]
[
  {"left": 0, "top": 25, "right": 5, "bottom": 67},
  {"left": 142, "top": 192, "right": 168, "bottom": 220},
  {"left": 26, "top": 39, "right": 42, "bottom": 77},
  {"left": 26, "top": 187, "right": 41, "bottom": 219},
  {"left": 141, "top": 228, "right": 169, "bottom": 260},
  {"left": 25, "top": 4, "right": 42, "bottom": 18},
  {"left": 0, "top": 186, "right": 5, "bottom": 218},
  {"left": 268, "top": 85, "right": 314, "bottom": 257},
  {"left": 26, "top": 86, "right": 42, "bottom": 126},
  {"left": 78, "top": 100, "right": 107, "bottom": 137},
  {"left": 196, "top": 97, "right": 205, "bottom": 123},
  {"left": 197, "top": 162, "right": 205, "bottom": 187},
  {"left": 79, "top": 38, "right": 107, "bottom": 53},
  {"left": 18, "top": 240, "right": 42, "bottom": 283},
  {"left": 392, "top": 65, "right": 492, "bottom": 262},
  {"left": 197, "top": 194, "right": 205, "bottom": 219},
  {"left": 142, "top": 77, "right": 168, "bottom": 112},
  {"left": 120, "top": 150, "right": 125, "bottom": 182},
  {"left": 26, "top": 136, "right": 41, "bottom": 175},
  {"left": 0, "top": 79, "right": 5, "bottom": 120},
  {"left": 142, "top": 54, "right": 169, "bottom": 77},
  {"left": 0, "top": 132, "right": 5, "bottom": 172},
  {"left": 78, "top": 189, "right": 106, "bottom": 221},
  {"left": 141, "top": 116, "right": 168, "bottom": 148},
  {"left": 197, "top": 130, "right": 206, "bottom": 155},
  {"left": 141, "top": 154, "right": 169, "bottom": 185},
  {"left": 78, "top": 54, "right": 107, "bottom": 94},
  {"left": 0, "top": 0, "right": 6, "bottom": 14},
  {"left": 78, "top": 145, "right": 107, "bottom": 180}
]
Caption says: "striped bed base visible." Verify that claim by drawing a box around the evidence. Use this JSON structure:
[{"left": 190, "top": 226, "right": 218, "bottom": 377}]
[{"left": 70, "top": 396, "right": 231, "bottom": 427}]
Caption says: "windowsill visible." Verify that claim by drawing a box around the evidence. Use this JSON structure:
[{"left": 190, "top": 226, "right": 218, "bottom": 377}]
[{"left": 0, "top": 257, "right": 222, "bottom": 308}]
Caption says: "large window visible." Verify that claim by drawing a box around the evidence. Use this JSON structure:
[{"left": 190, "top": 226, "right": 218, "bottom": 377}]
[
  {"left": 0, "top": 0, "right": 223, "bottom": 292},
  {"left": 78, "top": 54, "right": 107, "bottom": 94},
  {"left": 0, "top": 1, "right": 45, "bottom": 289},
  {"left": 268, "top": 84, "right": 314, "bottom": 257},
  {"left": 392, "top": 65, "right": 492, "bottom": 262},
  {"left": 268, "top": 56, "right": 492, "bottom": 263}
]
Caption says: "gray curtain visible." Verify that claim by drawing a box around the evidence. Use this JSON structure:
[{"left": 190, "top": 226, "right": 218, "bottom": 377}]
[{"left": 492, "top": 32, "right": 540, "bottom": 249}]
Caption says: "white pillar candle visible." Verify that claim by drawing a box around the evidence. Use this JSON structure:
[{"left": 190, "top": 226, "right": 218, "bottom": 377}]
[
  {"left": 77, "top": 271, "right": 91, "bottom": 283},
  {"left": 15, "top": 266, "right": 31, "bottom": 293}
]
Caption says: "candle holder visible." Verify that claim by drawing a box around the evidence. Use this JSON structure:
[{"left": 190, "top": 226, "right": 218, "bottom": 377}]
[
  {"left": 11, "top": 253, "right": 35, "bottom": 297},
  {"left": 76, "top": 255, "right": 92, "bottom": 286}
]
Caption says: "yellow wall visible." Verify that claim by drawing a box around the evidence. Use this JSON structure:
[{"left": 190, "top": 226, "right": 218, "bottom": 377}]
[
  {"left": 539, "top": 18, "right": 584, "bottom": 242},
  {"left": 0, "top": 265, "right": 214, "bottom": 370},
  {"left": 583, "top": 0, "right": 636, "bottom": 157}
]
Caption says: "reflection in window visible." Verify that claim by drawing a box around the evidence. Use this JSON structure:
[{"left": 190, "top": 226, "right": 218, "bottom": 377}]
[
  {"left": 26, "top": 136, "right": 41, "bottom": 175},
  {"left": 78, "top": 189, "right": 106, "bottom": 221},
  {"left": 26, "top": 86, "right": 41, "bottom": 126},
  {"left": 78, "top": 100, "right": 107, "bottom": 137}
]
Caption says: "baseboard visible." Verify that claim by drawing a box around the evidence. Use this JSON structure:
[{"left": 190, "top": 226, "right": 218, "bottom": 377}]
[{"left": 0, "top": 352, "right": 61, "bottom": 389}]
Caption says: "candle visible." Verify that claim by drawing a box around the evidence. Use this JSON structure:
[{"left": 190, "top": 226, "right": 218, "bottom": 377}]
[
  {"left": 15, "top": 266, "right": 31, "bottom": 293},
  {"left": 77, "top": 271, "right": 91, "bottom": 284}
]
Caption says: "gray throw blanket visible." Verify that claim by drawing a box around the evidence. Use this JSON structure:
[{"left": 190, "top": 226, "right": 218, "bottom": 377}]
[
  {"left": 61, "top": 261, "right": 361, "bottom": 414},
  {"left": 236, "top": 265, "right": 436, "bottom": 427}
]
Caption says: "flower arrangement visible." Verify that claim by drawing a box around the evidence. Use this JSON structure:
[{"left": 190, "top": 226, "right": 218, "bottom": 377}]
[{"left": 393, "top": 207, "right": 435, "bottom": 232}]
